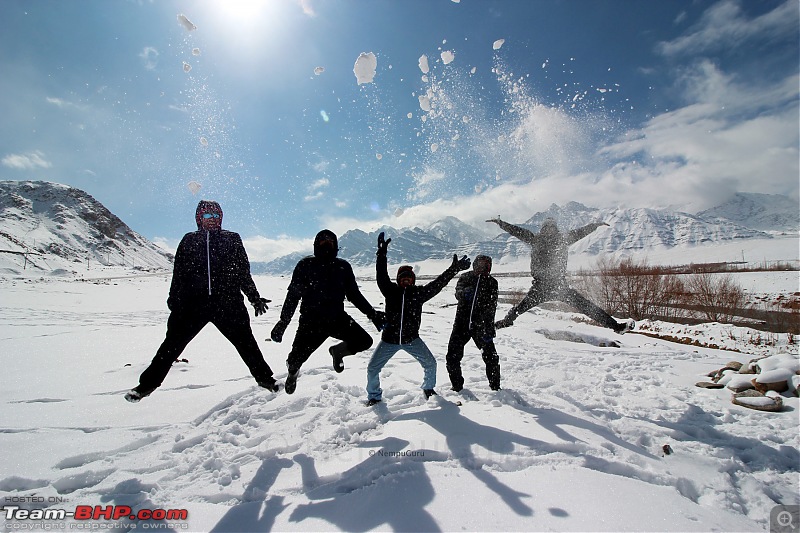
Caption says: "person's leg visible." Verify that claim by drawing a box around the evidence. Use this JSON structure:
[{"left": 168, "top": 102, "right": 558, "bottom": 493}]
[
  {"left": 366, "top": 341, "right": 400, "bottom": 401},
  {"left": 497, "top": 283, "right": 545, "bottom": 327},
  {"left": 286, "top": 316, "right": 330, "bottom": 375},
  {"left": 329, "top": 313, "right": 375, "bottom": 372},
  {"left": 136, "top": 309, "right": 208, "bottom": 394},
  {"left": 405, "top": 338, "right": 438, "bottom": 391},
  {"left": 474, "top": 332, "right": 501, "bottom": 390},
  {"left": 212, "top": 303, "right": 275, "bottom": 385},
  {"left": 561, "top": 288, "right": 622, "bottom": 330},
  {"left": 445, "top": 326, "right": 470, "bottom": 391}
]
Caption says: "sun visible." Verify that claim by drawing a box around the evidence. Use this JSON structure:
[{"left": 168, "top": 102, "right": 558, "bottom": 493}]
[{"left": 214, "top": 0, "right": 270, "bottom": 22}]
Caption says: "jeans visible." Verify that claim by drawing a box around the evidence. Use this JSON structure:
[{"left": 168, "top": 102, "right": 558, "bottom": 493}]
[{"left": 366, "top": 338, "right": 437, "bottom": 401}]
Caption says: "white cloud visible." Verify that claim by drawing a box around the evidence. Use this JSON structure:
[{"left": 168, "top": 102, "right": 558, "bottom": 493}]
[
  {"left": 2, "top": 151, "right": 52, "bottom": 170},
  {"left": 309, "top": 177, "right": 329, "bottom": 191},
  {"left": 657, "top": 0, "right": 798, "bottom": 57},
  {"left": 242, "top": 234, "right": 313, "bottom": 262}
]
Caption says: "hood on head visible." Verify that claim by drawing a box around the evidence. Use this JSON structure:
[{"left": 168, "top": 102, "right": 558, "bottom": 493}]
[
  {"left": 313, "top": 229, "right": 339, "bottom": 259},
  {"left": 473, "top": 255, "right": 492, "bottom": 274},
  {"left": 195, "top": 200, "right": 223, "bottom": 230},
  {"left": 396, "top": 265, "right": 416, "bottom": 285}
]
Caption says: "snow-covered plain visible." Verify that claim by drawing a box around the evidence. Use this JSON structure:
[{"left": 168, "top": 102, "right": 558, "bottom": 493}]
[{"left": 0, "top": 264, "right": 798, "bottom": 532}]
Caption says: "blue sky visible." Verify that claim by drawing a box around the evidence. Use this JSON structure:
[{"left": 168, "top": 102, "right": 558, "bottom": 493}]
[{"left": 1, "top": 0, "right": 797, "bottom": 260}]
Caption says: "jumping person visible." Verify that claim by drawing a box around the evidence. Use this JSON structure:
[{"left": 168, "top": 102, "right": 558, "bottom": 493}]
[
  {"left": 365, "top": 232, "right": 471, "bottom": 406},
  {"left": 270, "top": 229, "right": 385, "bottom": 395},
  {"left": 487, "top": 217, "right": 634, "bottom": 333},
  {"left": 445, "top": 255, "right": 501, "bottom": 392},
  {"left": 125, "top": 200, "right": 277, "bottom": 402}
]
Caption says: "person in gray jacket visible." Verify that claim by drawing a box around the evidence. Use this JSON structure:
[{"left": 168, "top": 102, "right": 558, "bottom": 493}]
[{"left": 487, "top": 217, "right": 634, "bottom": 333}]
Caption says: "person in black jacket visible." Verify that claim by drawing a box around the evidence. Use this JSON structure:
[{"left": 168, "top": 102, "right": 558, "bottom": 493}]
[
  {"left": 445, "top": 255, "right": 501, "bottom": 392},
  {"left": 487, "top": 217, "right": 634, "bottom": 333},
  {"left": 125, "top": 200, "right": 277, "bottom": 402},
  {"left": 270, "top": 229, "right": 385, "bottom": 395},
  {"left": 365, "top": 232, "right": 471, "bottom": 406}
]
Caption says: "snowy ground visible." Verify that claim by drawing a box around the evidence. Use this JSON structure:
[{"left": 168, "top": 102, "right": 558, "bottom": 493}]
[{"left": 0, "top": 268, "right": 798, "bottom": 532}]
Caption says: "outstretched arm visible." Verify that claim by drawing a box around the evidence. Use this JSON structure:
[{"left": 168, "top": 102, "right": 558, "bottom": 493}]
[
  {"left": 419, "top": 254, "right": 471, "bottom": 302},
  {"left": 487, "top": 218, "right": 538, "bottom": 244},
  {"left": 567, "top": 222, "right": 608, "bottom": 245}
]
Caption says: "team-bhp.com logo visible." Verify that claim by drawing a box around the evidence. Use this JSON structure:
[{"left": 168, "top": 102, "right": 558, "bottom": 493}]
[{"left": 3, "top": 505, "right": 188, "bottom": 529}]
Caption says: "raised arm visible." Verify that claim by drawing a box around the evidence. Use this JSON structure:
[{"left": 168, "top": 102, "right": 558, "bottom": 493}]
[
  {"left": 566, "top": 222, "right": 608, "bottom": 245},
  {"left": 487, "top": 218, "right": 538, "bottom": 244}
]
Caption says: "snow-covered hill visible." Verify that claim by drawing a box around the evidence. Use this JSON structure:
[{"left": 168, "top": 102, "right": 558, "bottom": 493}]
[
  {"left": 0, "top": 181, "right": 173, "bottom": 275},
  {"left": 697, "top": 192, "right": 800, "bottom": 233}
]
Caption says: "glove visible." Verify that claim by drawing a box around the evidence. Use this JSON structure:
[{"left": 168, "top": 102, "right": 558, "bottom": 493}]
[
  {"left": 452, "top": 254, "right": 471, "bottom": 271},
  {"left": 377, "top": 232, "right": 391, "bottom": 256},
  {"left": 495, "top": 317, "right": 514, "bottom": 329},
  {"left": 486, "top": 217, "right": 501, "bottom": 224},
  {"left": 462, "top": 287, "right": 475, "bottom": 302},
  {"left": 481, "top": 334, "right": 495, "bottom": 344},
  {"left": 370, "top": 310, "right": 386, "bottom": 331},
  {"left": 251, "top": 297, "right": 270, "bottom": 317},
  {"left": 271, "top": 319, "right": 289, "bottom": 343}
]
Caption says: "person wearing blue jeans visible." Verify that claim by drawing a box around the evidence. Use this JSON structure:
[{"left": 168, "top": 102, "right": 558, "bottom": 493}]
[{"left": 366, "top": 232, "right": 471, "bottom": 406}]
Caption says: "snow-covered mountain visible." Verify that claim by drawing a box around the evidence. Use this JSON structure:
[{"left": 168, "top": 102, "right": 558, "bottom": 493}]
[
  {"left": 255, "top": 201, "right": 775, "bottom": 274},
  {"left": 0, "top": 180, "right": 173, "bottom": 274},
  {"left": 697, "top": 192, "right": 799, "bottom": 232}
]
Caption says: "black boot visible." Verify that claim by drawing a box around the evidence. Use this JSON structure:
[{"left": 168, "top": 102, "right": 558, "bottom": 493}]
[
  {"left": 329, "top": 342, "right": 354, "bottom": 373},
  {"left": 285, "top": 371, "right": 298, "bottom": 394}
]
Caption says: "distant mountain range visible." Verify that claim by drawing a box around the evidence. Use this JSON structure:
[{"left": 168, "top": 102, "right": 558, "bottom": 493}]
[
  {"left": 0, "top": 180, "right": 172, "bottom": 274},
  {"left": 0, "top": 181, "right": 796, "bottom": 276},
  {"left": 253, "top": 194, "right": 796, "bottom": 274}
]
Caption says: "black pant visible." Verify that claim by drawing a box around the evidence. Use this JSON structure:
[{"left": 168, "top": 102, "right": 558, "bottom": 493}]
[
  {"left": 446, "top": 325, "right": 500, "bottom": 390},
  {"left": 507, "top": 282, "right": 619, "bottom": 330},
  {"left": 286, "top": 312, "right": 373, "bottom": 375},
  {"left": 138, "top": 302, "right": 274, "bottom": 391}
]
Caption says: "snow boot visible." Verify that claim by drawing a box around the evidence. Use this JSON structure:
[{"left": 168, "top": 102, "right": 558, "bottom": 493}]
[
  {"left": 258, "top": 378, "right": 280, "bottom": 393},
  {"left": 614, "top": 319, "right": 635, "bottom": 334},
  {"left": 124, "top": 386, "right": 155, "bottom": 403},
  {"left": 329, "top": 342, "right": 354, "bottom": 373},
  {"left": 366, "top": 398, "right": 382, "bottom": 407},
  {"left": 285, "top": 371, "right": 298, "bottom": 395},
  {"left": 494, "top": 317, "right": 514, "bottom": 329},
  {"left": 424, "top": 389, "right": 437, "bottom": 399}
]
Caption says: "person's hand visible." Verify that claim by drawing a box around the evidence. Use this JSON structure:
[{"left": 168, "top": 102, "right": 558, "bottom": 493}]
[
  {"left": 452, "top": 254, "right": 471, "bottom": 271},
  {"left": 486, "top": 217, "right": 501, "bottom": 224},
  {"left": 377, "top": 232, "right": 391, "bottom": 256},
  {"left": 271, "top": 320, "right": 289, "bottom": 342},
  {"left": 461, "top": 287, "right": 475, "bottom": 302},
  {"left": 370, "top": 310, "right": 386, "bottom": 331},
  {"left": 252, "top": 297, "right": 270, "bottom": 317}
]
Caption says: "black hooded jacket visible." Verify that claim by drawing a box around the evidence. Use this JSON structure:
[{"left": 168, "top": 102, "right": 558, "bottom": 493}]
[
  {"left": 167, "top": 228, "right": 261, "bottom": 310},
  {"left": 278, "top": 230, "right": 376, "bottom": 322},
  {"left": 377, "top": 253, "right": 460, "bottom": 345},
  {"left": 452, "top": 271, "right": 498, "bottom": 337}
]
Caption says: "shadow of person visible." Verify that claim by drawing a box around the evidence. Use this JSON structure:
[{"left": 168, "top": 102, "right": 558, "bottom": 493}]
[
  {"left": 393, "top": 399, "right": 537, "bottom": 517},
  {"left": 493, "top": 390, "right": 657, "bottom": 459},
  {"left": 289, "top": 437, "right": 442, "bottom": 532},
  {"left": 210, "top": 456, "right": 294, "bottom": 532}
]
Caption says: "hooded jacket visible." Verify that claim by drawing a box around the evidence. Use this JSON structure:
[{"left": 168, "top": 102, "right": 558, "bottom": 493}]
[
  {"left": 279, "top": 230, "right": 376, "bottom": 322},
  {"left": 377, "top": 253, "right": 460, "bottom": 345},
  {"left": 167, "top": 227, "right": 260, "bottom": 310},
  {"left": 494, "top": 219, "right": 604, "bottom": 289},
  {"left": 453, "top": 270, "right": 498, "bottom": 337}
]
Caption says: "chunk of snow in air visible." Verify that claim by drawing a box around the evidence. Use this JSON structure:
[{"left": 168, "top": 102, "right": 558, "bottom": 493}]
[
  {"left": 353, "top": 52, "right": 377, "bottom": 85},
  {"left": 441, "top": 50, "right": 455, "bottom": 65},
  {"left": 418, "top": 95, "right": 432, "bottom": 112},
  {"left": 314, "top": 67, "right": 324, "bottom": 75},
  {"left": 187, "top": 181, "right": 202, "bottom": 195},
  {"left": 177, "top": 14, "right": 196, "bottom": 31},
  {"left": 418, "top": 55, "right": 429, "bottom": 74},
  {"left": 200, "top": 137, "right": 208, "bottom": 146},
  {"left": 183, "top": 62, "right": 192, "bottom": 73},
  {"left": 493, "top": 39, "right": 505, "bottom": 50},
  {"left": 192, "top": 48, "right": 200, "bottom": 56}
]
